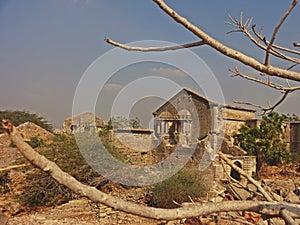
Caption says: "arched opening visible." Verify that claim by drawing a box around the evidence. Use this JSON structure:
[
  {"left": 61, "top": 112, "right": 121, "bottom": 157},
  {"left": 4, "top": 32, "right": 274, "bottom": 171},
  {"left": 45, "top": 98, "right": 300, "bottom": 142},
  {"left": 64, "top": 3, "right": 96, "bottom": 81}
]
[{"left": 230, "top": 161, "right": 242, "bottom": 181}]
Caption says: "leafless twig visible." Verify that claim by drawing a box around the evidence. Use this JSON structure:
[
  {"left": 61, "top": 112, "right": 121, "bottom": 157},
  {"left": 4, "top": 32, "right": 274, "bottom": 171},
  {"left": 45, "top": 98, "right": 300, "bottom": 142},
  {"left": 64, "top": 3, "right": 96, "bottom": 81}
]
[
  {"left": 252, "top": 27, "right": 300, "bottom": 56},
  {"left": 264, "top": 0, "right": 298, "bottom": 66},
  {"left": 229, "top": 67, "right": 300, "bottom": 92},
  {"left": 0, "top": 163, "right": 30, "bottom": 173},
  {"left": 226, "top": 13, "right": 300, "bottom": 64},
  {"left": 235, "top": 91, "right": 290, "bottom": 115},
  {"left": 107, "top": 0, "right": 300, "bottom": 82}
]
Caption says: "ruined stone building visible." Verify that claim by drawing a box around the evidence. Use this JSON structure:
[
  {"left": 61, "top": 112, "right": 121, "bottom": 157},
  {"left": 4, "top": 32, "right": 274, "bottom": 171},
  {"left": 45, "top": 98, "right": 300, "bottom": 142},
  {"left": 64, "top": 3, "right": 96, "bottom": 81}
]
[
  {"left": 152, "top": 88, "right": 257, "bottom": 181},
  {"left": 152, "top": 88, "right": 256, "bottom": 147},
  {"left": 62, "top": 112, "right": 105, "bottom": 134}
]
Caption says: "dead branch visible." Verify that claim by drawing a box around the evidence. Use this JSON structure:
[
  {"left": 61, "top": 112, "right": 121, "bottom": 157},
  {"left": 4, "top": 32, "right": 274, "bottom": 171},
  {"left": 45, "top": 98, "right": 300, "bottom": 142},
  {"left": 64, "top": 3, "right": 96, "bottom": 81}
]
[
  {"left": 106, "top": 0, "right": 300, "bottom": 82},
  {"left": 226, "top": 14, "right": 300, "bottom": 65},
  {"left": 105, "top": 38, "right": 205, "bottom": 51},
  {"left": 218, "top": 152, "right": 273, "bottom": 202},
  {"left": 229, "top": 66, "right": 299, "bottom": 113},
  {"left": 280, "top": 209, "right": 297, "bottom": 225},
  {"left": 219, "top": 157, "right": 263, "bottom": 198},
  {"left": 264, "top": 0, "right": 298, "bottom": 66},
  {"left": 252, "top": 27, "right": 300, "bottom": 56},
  {"left": 294, "top": 43, "right": 300, "bottom": 48},
  {"left": 230, "top": 67, "right": 300, "bottom": 92},
  {"left": 0, "top": 163, "right": 30, "bottom": 173},
  {"left": 219, "top": 152, "right": 300, "bottom": 224},
  {"left": 2, "top": 119, "right": 300, "bottom": 220},
  {"left": 234, "top": 91, "right": 290, "bottom": 115}
]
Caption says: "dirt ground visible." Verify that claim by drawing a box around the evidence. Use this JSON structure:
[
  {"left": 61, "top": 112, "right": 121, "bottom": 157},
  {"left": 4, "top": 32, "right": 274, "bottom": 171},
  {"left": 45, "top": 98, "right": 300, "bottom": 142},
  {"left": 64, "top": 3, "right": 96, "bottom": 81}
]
[{"left": 5, "top": 198, "right": 160, "bottom": 225}]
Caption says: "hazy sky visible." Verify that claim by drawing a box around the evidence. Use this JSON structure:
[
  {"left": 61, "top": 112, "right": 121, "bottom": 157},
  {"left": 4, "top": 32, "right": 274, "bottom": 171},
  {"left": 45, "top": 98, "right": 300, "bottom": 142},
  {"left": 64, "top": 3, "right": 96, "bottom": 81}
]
[{"left": 1, "top": 0, "right": 299, "bottom": 128}]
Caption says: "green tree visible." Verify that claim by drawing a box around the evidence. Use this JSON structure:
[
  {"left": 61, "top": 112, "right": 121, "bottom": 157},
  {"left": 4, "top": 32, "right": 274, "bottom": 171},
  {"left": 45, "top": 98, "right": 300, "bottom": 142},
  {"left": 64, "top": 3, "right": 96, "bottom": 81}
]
[
  {"left": 234, "top": 112, "right": 291, "bottom": 168},
  {"left": 282, "top": 113, "right": 300, "bottom": 122},
  {"left": 0, "top": 110, "right": 52, "bottom": 133},
  {"left": 108, "top": 116, "right": 141, "bottom": 129},
  {"left": 129, "top": 117, "right": 141, "bottom": 128}
]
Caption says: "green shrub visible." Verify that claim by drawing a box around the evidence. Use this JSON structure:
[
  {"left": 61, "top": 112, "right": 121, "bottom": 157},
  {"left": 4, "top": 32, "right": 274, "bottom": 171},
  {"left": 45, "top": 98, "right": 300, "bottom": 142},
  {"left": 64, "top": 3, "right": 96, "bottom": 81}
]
[
  {"left": 17, "top": 134, "right": 99, "bottom": 208},
  {"left": 149, "top": 168, "right": 209, "bottom": 208},
  {"left": 234, "top": 112, "right": 291, "bottom": 168},
  {"left": 26, "top": 136, "right": 44, "bottom": 148},
  {"left": 17, "top": 170, "right": 72, "bottom": 208}
]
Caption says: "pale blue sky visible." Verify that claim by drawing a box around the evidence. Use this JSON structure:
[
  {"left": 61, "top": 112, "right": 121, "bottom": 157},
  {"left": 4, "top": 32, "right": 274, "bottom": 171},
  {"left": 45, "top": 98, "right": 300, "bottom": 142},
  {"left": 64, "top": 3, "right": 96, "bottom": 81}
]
[{"left": 0, "top": 0, "right": 299, "bottom": 128}]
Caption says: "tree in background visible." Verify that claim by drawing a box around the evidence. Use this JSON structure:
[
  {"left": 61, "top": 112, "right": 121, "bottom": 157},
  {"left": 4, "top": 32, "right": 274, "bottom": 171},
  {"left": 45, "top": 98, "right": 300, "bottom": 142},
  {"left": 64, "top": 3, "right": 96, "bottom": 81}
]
[
  {"left": 234, "top": 112, "right": 292, "bottom": 169},
  {"left": 0, "top": 110, "right": 52, "bottom": 133},
  {"left": 107, "top": 116, "right": 141, "bottom": 129}
]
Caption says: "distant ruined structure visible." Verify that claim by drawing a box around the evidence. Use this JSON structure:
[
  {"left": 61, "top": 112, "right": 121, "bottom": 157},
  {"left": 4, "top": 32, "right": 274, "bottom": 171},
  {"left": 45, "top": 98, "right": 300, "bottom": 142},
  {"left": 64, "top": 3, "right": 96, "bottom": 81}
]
[
  {"left": 59, "top": 89, "right": 299, "bottom": 183},
  {"left": 152, "top": 88, "right": 257, "bottom": 181},
  {"left": 62, "top": 112, "right": 105, "bottom": 134}
]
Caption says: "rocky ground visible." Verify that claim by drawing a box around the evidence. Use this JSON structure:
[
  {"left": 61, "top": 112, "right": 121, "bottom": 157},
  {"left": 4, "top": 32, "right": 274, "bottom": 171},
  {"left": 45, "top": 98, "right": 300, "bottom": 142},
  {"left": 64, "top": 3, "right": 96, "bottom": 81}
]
[
  {"left": 5, "top": 198, "right": 160, "bottom": 225},
  {"left": 1, "top": 145, "right": 300, "bottom": 224}
]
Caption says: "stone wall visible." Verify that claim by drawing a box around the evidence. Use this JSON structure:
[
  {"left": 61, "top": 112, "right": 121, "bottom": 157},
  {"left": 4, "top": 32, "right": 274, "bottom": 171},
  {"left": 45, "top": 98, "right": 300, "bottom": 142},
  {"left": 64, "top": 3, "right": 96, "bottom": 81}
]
[
  {"left": 223, "top": 119, "right": 246, "bottom": 136},
  {"left": 221, "top": 106, "right": 256, "bottom": 136},
  {"left": 114, "top": 129, "right": 156, "bottom": 152},
  {"left": 222, "top": 106, "right": 255, "bottom": 121}
]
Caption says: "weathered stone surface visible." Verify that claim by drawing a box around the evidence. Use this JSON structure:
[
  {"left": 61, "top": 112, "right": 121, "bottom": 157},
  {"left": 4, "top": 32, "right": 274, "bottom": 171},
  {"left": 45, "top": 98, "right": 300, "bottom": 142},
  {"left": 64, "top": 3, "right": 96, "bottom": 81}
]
[
  {"left": 285, "top": 191, "right": 300, "bottom": 203},
  {"left": 0, "top": 213, "right": 8, "bottom": 225},
  {"left": 262, "top": 179, "right": 296, "bottom": 198},
  {"left": 62, "top": 112, "right": 105, "bottom": 134},
  {"left": 228, "top": 183, "right": 252, "bottom": 200}
]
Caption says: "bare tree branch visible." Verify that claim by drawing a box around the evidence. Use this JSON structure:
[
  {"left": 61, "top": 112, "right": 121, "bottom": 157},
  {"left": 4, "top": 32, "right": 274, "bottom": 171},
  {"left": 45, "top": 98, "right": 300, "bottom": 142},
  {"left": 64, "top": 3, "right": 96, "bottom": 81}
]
[
  {"left": 294, "top": 43, "right": 300, "bottom": 48},
  {"left": 106, "top": 0, "right": 300, "bottom": 82},
  {"left": 235, "top": 91, "right": 290, "bottom": 115},
  {"left": 252, "top": 27, "right": 300, "bottom": 56},
  {"left": 105, "top": 38, "right": 205, "bottom": 51},
  {"left": 264, "top": 0, "right": 298, "bottom": 66},
  {"left": 229, "top": 67, "right": 300, "bottom": 92},
  {"left": 219, "top": 152, "right": 300, "bottom": 224},
  {"left": 106, "top": 1, "right": 300, "bottom": 110},
  {"left": 218, "top": 152, "right": 273, "bottom": 202},
  {"left": 2, "top": 119, "right": 300, "bottom": 219},
  {"left": 226, "top": 14, "right": 300, "bottom": 64},
  {"left": 0, "top": 163, "right": 30, "bottom": 173},
  {"left": 229, "top": 66, "right": 300, "bottom": 113},
  {"left": 280, "top": 209, "right": 298, "bottom": 225}
]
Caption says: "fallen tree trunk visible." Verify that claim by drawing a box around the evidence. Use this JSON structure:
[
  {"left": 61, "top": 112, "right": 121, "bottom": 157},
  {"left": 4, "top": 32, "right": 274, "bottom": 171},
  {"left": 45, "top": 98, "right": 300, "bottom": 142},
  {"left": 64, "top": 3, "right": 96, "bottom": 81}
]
[{"left": 2, "top": 120, "right": 300, "bottom": 220}]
